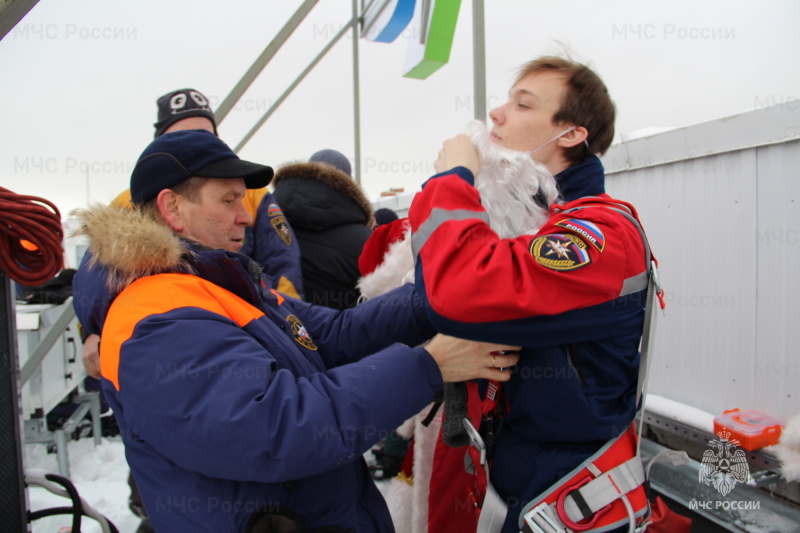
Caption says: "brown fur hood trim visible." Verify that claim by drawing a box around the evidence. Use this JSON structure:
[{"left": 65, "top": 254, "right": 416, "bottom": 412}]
[
  {"left": 72, "top": 204, "right": 191, "bottom": 292},
  {"left": 272, "top": 161, "right": 373, "bottom": 220}
]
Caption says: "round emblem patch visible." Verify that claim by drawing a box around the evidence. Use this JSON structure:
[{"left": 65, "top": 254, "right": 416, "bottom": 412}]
[
  {"left": 530, "top": 233, "right": 592, "bottom": 271},
  {"left": 286, "top": 314, "right": 317, "bottom": 350}
]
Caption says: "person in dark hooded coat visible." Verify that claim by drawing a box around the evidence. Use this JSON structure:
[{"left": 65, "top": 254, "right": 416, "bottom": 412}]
[{"left": 272, "top": 149, "right": 374, "bottom": 310}]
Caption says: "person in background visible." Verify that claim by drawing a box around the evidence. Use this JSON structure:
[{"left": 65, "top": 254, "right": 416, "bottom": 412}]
[
  {"left": 373, "top": 207, "right": 399, "bottom": 228},
  {"left": 110, "top": 88, "right": 304, "bottom": 298},
  {"left": 75, "top": 129, "right": 521, "bottom": 532},
  {"left": 272, "top": 149, "right": 373, "bottom": 310}
]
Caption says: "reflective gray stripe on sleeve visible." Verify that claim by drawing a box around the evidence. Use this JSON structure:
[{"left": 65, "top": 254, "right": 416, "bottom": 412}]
[
  {"left": 620, "top": 270, "right": 649, "bottom": 297},
  {"left": 411, "top": 208, "right": 490, "bottom": 259}
]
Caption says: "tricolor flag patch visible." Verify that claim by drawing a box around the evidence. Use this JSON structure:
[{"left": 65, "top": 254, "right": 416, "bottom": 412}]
[
  {"left": 530, "top": 233, "right": 592, "bottom": 271},
  {"left": 555, "top": 218, "right": 605, "bottom": 251}
]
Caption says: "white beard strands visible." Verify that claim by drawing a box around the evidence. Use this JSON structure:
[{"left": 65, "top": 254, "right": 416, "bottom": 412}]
[
  {"left": 467, "top": 120, "right": 560, "bottom": 239},
  {"left": 357, "top": 121, "right": 560, "bottom": 301}
]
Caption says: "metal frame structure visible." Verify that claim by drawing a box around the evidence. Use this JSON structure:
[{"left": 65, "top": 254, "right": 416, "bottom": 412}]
[
  {"left": 0, "top": 274, "right": 27, "bottom": 533},
  {"left": 0, "top": 0, "right": 40, "bottom": 41},
  {"left": 214, "top": 0, "right": 486, "bottom": 183},
  {"left": 0, "top": 4, "right": 488, "bottom": 530}
]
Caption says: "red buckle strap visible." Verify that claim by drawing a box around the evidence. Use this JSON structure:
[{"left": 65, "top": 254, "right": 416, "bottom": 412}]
[{"left": 555, "top": 476, "right": 612, "bottom": 531}]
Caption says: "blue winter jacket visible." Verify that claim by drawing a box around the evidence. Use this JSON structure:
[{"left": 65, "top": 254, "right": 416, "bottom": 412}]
[
  {"left": 240, "top": 191, "right": 305, "bottom": 300},
  {"left": 78, "top": 204, "right": 440, "bottom": 532}
]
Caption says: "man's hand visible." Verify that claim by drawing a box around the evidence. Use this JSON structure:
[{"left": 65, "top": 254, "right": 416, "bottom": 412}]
[
  {"left": 82, "top": 334, "right": 101, "bottom": 379},
  {"left": 434, "top": 134, "right": 480, "bottom": 176},
  {"left": 425, "top": 334, "right": 520, "bottom": 383}
]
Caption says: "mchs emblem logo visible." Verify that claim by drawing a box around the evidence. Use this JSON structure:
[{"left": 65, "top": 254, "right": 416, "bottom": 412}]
[
  {"left": 699, "top": 430, "right": 750, "bottom": 496},
  {"left": 529, "top": 233, "right": 592, "bottom": 271},
  {"left": 267, "top": 204, "right": 292, "bottom": 246},
  {"left": 286, "top": 315, "right": 317, "bottom": 351}
]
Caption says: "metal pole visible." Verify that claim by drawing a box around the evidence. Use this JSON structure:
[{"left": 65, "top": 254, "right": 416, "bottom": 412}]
[
  {"left": 19, "top": 299, "right": 75, "bottom": 386},
  {"left": 234, "top": 17, "right": 358, "bottom": 153},
  {"left": 0, "top": 0, "right": 40, "bottom": 41},
  {"left": 352, "top": 0, "right": 362, "bottom": 185},
  {"left": 471, "top": 0, "right": 487, "bottom": 121},
  {"left": 215, "top": 0, "right": 320, "bottom": 124},
  {"left": 0, "top": 273, "right": 27, "bottom": 533}
]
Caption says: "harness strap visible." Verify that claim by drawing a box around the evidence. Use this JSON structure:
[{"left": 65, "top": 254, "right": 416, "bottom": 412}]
[
  {"left": 463, "top": 418, "right": 510, "bottom": 532},
  {"left": 560, "top": 456, "right": 645, "bottom": 523},
  {"left": 511, "top": 200, "right": 662, "bottom": 533},
  {"left": 464, "top": 198, "right": 663, "bottom": 533},
  {"left": 521, "top": 503, "right": 566, "bottom": 533}
]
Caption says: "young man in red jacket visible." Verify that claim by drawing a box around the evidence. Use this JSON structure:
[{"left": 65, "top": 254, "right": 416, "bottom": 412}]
[{"left": 409, "top": 56, "right": 658, "bottom": 533}]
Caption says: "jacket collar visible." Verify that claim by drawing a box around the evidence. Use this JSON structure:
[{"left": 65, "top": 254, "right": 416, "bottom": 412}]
[
  {"left": 186, "top": 245, "right": 263, "bottom": 305},
  {"left": 555, "top": 155, "right": 606, "bottom": 202},
  {"left": 75, "top": 204, "right": 263, "bottom": 304}
]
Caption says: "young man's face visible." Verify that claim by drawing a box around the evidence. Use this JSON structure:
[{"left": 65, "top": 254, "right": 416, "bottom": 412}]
[
  {"left": 488, "top": 71, "right": 570, "bottom": 173},
  {"left": 176, "top": 178, "right": 253, "bottom": 252}
]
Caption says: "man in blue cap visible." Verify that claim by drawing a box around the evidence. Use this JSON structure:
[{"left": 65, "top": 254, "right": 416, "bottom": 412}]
[{"left": 74, "top": 129, "right": 520, "bottom": 532}]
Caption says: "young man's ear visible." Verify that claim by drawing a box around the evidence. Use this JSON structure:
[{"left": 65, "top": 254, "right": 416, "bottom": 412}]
[
  {"left": 156, "top": 189, "right": 185, "bottom": 232},
  {"left": 559, "top": 126, "right": 589, "bottom": 149}
]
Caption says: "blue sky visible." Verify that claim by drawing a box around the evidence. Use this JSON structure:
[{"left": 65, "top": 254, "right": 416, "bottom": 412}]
[{"left": 2, "top": 0, "right": 798, "bottom": 216}]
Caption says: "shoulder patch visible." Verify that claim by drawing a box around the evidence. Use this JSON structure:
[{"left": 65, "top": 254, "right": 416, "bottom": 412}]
[
  {"left": 267, "top": 204, "right": 292, "bottom": 246},
  {"left": 555, "top": 218, "right": 605, "bottom": 251},
  {"left": 530, "top": 233, "right": 592, "bottom": 271},
  {"left": 286, "top": 314, "right": 318, "bottom": 351}
]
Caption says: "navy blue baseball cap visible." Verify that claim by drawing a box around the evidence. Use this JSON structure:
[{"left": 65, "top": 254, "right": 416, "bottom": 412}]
[{"left": 130, "top": 130, "right": 273, "bottom": 205}]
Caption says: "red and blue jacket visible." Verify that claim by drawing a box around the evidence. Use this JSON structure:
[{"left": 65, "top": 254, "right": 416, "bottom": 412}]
[
  {"left": 77, "top": 202, "right": 440, "bottom": 532},
  {"left": 408, "top": 156, "right": 650, "bottom": 532}
]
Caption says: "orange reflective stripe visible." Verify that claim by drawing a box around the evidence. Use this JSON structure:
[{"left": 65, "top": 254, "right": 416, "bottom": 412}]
[
  {"left": 100, "top": 273, "right": 265, "bottom": 391},
  {"left": 270, "top": 289, "right": 285, "bottom": 305}
]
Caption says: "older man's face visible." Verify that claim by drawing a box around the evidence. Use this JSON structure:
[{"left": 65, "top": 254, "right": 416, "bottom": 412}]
[{"left": 175, "top": 178, "right": 253, "bottom": 252}]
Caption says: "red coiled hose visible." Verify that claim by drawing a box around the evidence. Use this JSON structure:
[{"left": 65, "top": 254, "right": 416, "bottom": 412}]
[{"left": 0, "top": 186, "right": 64, "bottom": 286}]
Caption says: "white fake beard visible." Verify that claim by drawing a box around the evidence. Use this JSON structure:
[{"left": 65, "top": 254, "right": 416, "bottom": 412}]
[{"left": 467, "top": 120, "right": 560, "bottom": 238}]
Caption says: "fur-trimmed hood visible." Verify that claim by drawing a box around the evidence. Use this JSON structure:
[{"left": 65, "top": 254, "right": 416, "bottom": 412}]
[
  {"left": 72, "top": 204, "right": 265, "bottom": 331},
  {"left": 272, "top": 161, "right": 373, "bottom": 230},
  {"left": 73, "top": 204, "right": 190, "bottom": 292}
]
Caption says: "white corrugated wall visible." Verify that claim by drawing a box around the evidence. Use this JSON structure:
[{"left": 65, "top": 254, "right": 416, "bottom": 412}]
[{"left": 603, "top": 104, "right": 800, "bottom": 421}]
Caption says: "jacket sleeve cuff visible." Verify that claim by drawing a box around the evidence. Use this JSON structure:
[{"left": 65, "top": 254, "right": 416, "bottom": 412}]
[
  {"left": 412, "top": 345, "right": 444, "bottom": 390},
  {"left": 410, "top": 287, "right": 437, "bottom": 339},
  {"left": 422, "top": 166, "right": 476, "bottom": 189}
]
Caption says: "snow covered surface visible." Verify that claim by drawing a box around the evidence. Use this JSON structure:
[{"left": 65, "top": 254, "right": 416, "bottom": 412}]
[
  {"left": 645, "top": 393, "right": 715, "bottom": 433},
  {"left": 25, "top": 437, "right": 139, "bottom": 533},
  {"left": 24, "top": 436, "right": 388, "bottom": 533}
]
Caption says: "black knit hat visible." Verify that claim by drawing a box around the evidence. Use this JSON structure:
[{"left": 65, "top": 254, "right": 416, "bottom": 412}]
[{"left": 153, "top": 88, "right": 218, "bottom": 138}]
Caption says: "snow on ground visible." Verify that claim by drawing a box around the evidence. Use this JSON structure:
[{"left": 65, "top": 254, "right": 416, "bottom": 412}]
[
  {"left": 24, "top": 436, "right": 389, "bottom": 533},
  {"left": 645, "top": 393, "right": 715, "bottom": 433},
  {"left": 25, "top": 436, "right": 140, "bottom": 533}
]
